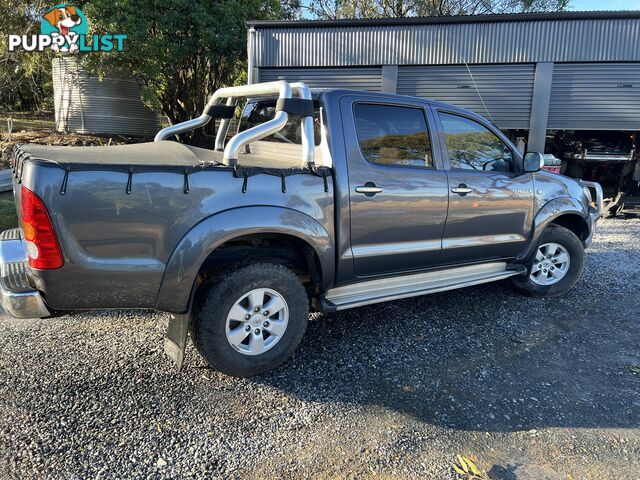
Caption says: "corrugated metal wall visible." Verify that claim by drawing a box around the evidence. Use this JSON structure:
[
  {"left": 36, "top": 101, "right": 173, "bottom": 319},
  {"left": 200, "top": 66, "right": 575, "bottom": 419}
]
[
  {"left": 52, "top": 57, "right": 158, "bottom": 136},
  {"left": 259, "top": 67, "right": 383, "bottom": 91},
  {"left": 548, "top": 63, "right": 640, "bottom": 130},
  {"left": 254, "top": 18, "right": 640, "bottom": 67},
  {"left": 397, "top": 64, "right": 535, "bottom": 129}
]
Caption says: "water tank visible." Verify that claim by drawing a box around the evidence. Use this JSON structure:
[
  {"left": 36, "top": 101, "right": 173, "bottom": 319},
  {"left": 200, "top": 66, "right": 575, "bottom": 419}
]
[{"left": 52, "top": 57, "right": 158, "bottom": 136}]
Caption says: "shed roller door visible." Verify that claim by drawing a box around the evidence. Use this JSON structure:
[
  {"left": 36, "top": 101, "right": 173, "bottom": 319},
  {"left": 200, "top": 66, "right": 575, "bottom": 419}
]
[
  {"left": 258, "top": 67, "right": 382, "bottom": 91},
  {"left": 548, "top": 63, "right": 640, "bottom": 130},
  {"left": 397, "top": 64, "right": 535, "bottom": 130}
]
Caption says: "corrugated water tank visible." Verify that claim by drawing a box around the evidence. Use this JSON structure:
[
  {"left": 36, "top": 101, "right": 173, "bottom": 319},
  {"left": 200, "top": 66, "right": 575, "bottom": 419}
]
[{"left": 52, "top": 57, "right": 158, "bottom": 136}]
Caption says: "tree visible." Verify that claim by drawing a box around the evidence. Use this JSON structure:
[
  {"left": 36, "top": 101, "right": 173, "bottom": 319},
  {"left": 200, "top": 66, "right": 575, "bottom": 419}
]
[
  {"left": 0, "top": 0, "right": 53, "bottom": 111},
  {"left": 307, "top": 0, "right": 568, "bottom": 19},
  {"left": 83, "top": 0, "right": 284, "bottom": 145}
]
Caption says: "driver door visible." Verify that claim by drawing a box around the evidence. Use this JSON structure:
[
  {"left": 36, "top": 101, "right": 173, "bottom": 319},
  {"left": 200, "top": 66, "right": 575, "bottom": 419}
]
[
  {"left": 342, "top": 97, "right": 449, "bottom": 277},
  {"left": 435, "top": 110, "right": 535, "bottom": 265}
]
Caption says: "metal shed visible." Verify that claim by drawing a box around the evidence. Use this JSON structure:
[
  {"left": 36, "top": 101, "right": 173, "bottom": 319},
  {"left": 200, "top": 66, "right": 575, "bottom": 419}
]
[
  {"left": 247, "top": 11, "right": 640, "bottom": 152},
  {"left": 52, "top": 57, "right": 158, "bottom": 137}
]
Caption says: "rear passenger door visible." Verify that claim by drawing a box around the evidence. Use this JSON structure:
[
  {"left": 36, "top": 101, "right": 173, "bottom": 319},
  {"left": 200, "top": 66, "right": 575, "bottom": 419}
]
[
  {"left": 340, "top": 96, "right": 449, "bottom": 277},
  {"left": 435, "top": 110, "right": 534, "bottom": 265}
]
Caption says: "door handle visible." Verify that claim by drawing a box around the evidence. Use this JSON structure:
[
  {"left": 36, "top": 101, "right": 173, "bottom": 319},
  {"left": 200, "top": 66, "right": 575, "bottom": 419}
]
[
  {"left": 451, "top": 183, "right": 472, "bottom": 196},
  {"left": 355, "top": 182, "right": 383, "bottom": 196}
]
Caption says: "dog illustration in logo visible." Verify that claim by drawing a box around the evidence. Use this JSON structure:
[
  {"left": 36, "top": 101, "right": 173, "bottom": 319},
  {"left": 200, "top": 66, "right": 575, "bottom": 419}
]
[{"left": 43, "top": 5, "right": 82, "bottom": 52}]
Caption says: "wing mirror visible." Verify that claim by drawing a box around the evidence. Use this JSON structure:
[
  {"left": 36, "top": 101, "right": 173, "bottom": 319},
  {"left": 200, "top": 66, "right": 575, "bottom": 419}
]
[{"left": 523, "top": 152, "right": 544, "bottom": 173}]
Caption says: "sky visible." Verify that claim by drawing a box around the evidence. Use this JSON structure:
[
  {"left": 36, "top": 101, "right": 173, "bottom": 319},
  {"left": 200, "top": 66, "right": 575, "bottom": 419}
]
[{"left": 569, "top": 0, "right": 640, "bottom": 9}]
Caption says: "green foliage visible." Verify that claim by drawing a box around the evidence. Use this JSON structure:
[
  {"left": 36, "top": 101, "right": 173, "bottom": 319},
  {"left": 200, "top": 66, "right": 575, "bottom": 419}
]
[
  {"left": 81, "top": 0, "right": 283, "bottom": 144},
  {"left": 0, "top": 192, "right": 19, "bottom": 231},
  {"left": 0, "top": 0, "right": 54, "bottom": 111}
]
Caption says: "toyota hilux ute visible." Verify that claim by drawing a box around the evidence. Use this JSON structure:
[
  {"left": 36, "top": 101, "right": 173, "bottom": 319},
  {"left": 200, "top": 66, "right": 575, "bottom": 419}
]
[{"left": 0, "top": 81, "right": 603, "bottom": 377}]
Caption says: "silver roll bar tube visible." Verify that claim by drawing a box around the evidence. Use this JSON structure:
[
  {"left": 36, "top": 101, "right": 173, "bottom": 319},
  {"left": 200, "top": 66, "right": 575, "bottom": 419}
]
[
  {"left": 214, "top": 97, "right": 237, "bottom": 151},
  {"left": 290, "top": 82, "right": 314, "bottom": 168},
  {"left": 222, "top": 81, "right": 291, "bottom": 164},
  {"left": 154, "top": 81, "right": 315, "bottom": 168},
  {"left": 154, "top": 114, "right": 210, "bottom": 142}
]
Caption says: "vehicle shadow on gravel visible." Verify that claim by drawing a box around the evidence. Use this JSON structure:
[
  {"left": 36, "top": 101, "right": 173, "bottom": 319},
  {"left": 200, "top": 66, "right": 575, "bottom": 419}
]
[{"left": 251, "top": 278, "right": 640, "bottom": 433}]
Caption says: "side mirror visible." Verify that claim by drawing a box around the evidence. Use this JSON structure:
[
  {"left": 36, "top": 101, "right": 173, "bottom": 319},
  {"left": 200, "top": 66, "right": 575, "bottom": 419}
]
[{"left": 524, "top": 152, "right": 544, "bottom": 173}]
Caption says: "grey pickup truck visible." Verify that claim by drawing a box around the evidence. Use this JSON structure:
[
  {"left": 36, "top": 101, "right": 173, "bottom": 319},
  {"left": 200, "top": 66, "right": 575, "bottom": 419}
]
[{"left": 1, "top": 81, "right": 603, "bottom": 377}]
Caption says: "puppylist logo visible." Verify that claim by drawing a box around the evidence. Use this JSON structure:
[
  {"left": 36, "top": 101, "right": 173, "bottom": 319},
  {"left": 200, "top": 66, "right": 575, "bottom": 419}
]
[{"left": 8, "top": 4, "right": 127, "bottom": 53}]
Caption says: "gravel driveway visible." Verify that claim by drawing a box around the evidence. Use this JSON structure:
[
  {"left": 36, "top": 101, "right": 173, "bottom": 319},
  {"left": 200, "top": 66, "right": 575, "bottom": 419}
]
[{"left": 1, "top": 217, "right": 639, "bottom": 479}]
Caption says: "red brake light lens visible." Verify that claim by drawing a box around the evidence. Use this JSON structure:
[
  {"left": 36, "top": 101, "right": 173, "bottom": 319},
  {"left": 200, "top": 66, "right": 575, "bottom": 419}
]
[{"left": 21, "top": 186, "right": 64, "bottom": 269}]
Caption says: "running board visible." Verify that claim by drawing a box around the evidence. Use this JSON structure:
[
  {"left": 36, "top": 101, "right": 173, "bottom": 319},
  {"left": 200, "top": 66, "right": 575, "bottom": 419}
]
[{"left": 323, "top": 262, "right": 526, "bottom": 311}]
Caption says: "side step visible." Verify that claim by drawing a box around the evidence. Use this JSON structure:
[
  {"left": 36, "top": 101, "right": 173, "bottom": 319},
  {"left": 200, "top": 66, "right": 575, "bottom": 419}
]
[{"left": 323, "top": 262, "right": 526, "bottom": 311}]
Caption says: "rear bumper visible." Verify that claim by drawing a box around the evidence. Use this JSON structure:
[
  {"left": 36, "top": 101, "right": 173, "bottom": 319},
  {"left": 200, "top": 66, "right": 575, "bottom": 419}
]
[{"left": 0, "top": 229, "right": 51, "bottom": 319}]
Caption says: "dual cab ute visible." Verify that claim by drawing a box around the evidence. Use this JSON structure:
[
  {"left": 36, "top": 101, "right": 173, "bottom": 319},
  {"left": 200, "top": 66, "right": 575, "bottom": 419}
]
[{"left": 1, "top": 81, "right": 603, "bottom": 376}]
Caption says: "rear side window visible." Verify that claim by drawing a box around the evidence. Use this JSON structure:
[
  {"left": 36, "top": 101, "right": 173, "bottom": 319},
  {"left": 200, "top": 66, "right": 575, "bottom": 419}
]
[
  {"left": 238, "top": 100, "right": 321, "bottom": 146},
  {"left": 439, "top": 112, "right": 514, "bottom": 172},
  {"left": 354, "top": 104, "right": 433, "bottom": 168}
]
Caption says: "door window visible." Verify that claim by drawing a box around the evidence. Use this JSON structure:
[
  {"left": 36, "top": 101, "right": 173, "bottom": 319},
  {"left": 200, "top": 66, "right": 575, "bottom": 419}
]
[
  {"left": 439, "top": 113, "right": 514, "bottom": 172},
  {"left": 354, "top": 104, "right": 433, "bottom": 168}
]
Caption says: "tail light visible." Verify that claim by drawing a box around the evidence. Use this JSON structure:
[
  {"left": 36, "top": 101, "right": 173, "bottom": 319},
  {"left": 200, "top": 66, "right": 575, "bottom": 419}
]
[{"left": 21, "top": 186, "right": 64, "bottom": 269}]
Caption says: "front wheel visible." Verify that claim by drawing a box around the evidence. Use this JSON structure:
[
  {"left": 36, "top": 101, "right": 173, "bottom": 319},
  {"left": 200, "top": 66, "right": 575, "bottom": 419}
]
[
  {"left": 191, "top": 263, "right": 309, "bottom": 377},
  {"left": 512, "top": 225, "right": 585, "bottom": 297}
]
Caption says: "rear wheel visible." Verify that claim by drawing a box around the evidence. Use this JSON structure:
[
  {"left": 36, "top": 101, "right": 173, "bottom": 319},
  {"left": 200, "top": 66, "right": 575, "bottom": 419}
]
[
  {"left": 191, "top": 263, "right": 309, "bottom": 377},
  {"left": 512, "top": 225, "right": 584, "bottom": 297}
]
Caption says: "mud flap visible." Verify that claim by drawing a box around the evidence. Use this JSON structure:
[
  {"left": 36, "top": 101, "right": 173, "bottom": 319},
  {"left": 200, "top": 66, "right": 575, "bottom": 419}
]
[{"left": 163, "top": 312, "right": 190, "bottom": 371}]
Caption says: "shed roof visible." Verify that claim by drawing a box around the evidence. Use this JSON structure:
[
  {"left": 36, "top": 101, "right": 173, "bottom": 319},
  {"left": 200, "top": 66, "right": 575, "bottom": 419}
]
[{"left": 249, "top": 10, "right": 640, "bottom": 67}]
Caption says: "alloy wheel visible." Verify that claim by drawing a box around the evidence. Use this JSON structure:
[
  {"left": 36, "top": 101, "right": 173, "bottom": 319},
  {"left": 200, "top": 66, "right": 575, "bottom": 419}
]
[
  {"left": 529, "top": 242, "right": 571, "bottom": 286},
  {"left": 224, "top": 288, "right": 289, "bottom": 356}
]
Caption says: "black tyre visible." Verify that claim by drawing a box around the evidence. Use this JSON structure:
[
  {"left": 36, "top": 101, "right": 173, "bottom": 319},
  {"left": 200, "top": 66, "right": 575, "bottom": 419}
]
[
  {"left": 191, "top": 263, "right": 309, "bottom": 377},
  {"left": 512, "top": 225, "right": 585, "bottom": 297}
]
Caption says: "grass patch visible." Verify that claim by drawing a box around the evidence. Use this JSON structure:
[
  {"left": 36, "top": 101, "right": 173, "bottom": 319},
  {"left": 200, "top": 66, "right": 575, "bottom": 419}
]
[{"left": 0, "top": 192, "right": 18, "bottom": 231}]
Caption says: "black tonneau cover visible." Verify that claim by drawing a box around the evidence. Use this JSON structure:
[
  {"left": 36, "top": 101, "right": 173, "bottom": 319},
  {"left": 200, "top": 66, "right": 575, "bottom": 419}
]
[
  {"left": 17, "top": 141, "right": 305, "bottom": 170},
  {"left": 21, "top": 141, "right": 221, "bottom": 167},
  {"left": 10, "top": 142, "right": 330, "bottom": 195}
]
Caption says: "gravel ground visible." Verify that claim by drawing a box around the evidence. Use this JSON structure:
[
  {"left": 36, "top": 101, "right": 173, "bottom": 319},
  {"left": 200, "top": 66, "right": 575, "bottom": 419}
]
[{"left": 1, "top": 217, "right": 639, "bottom": 479}]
